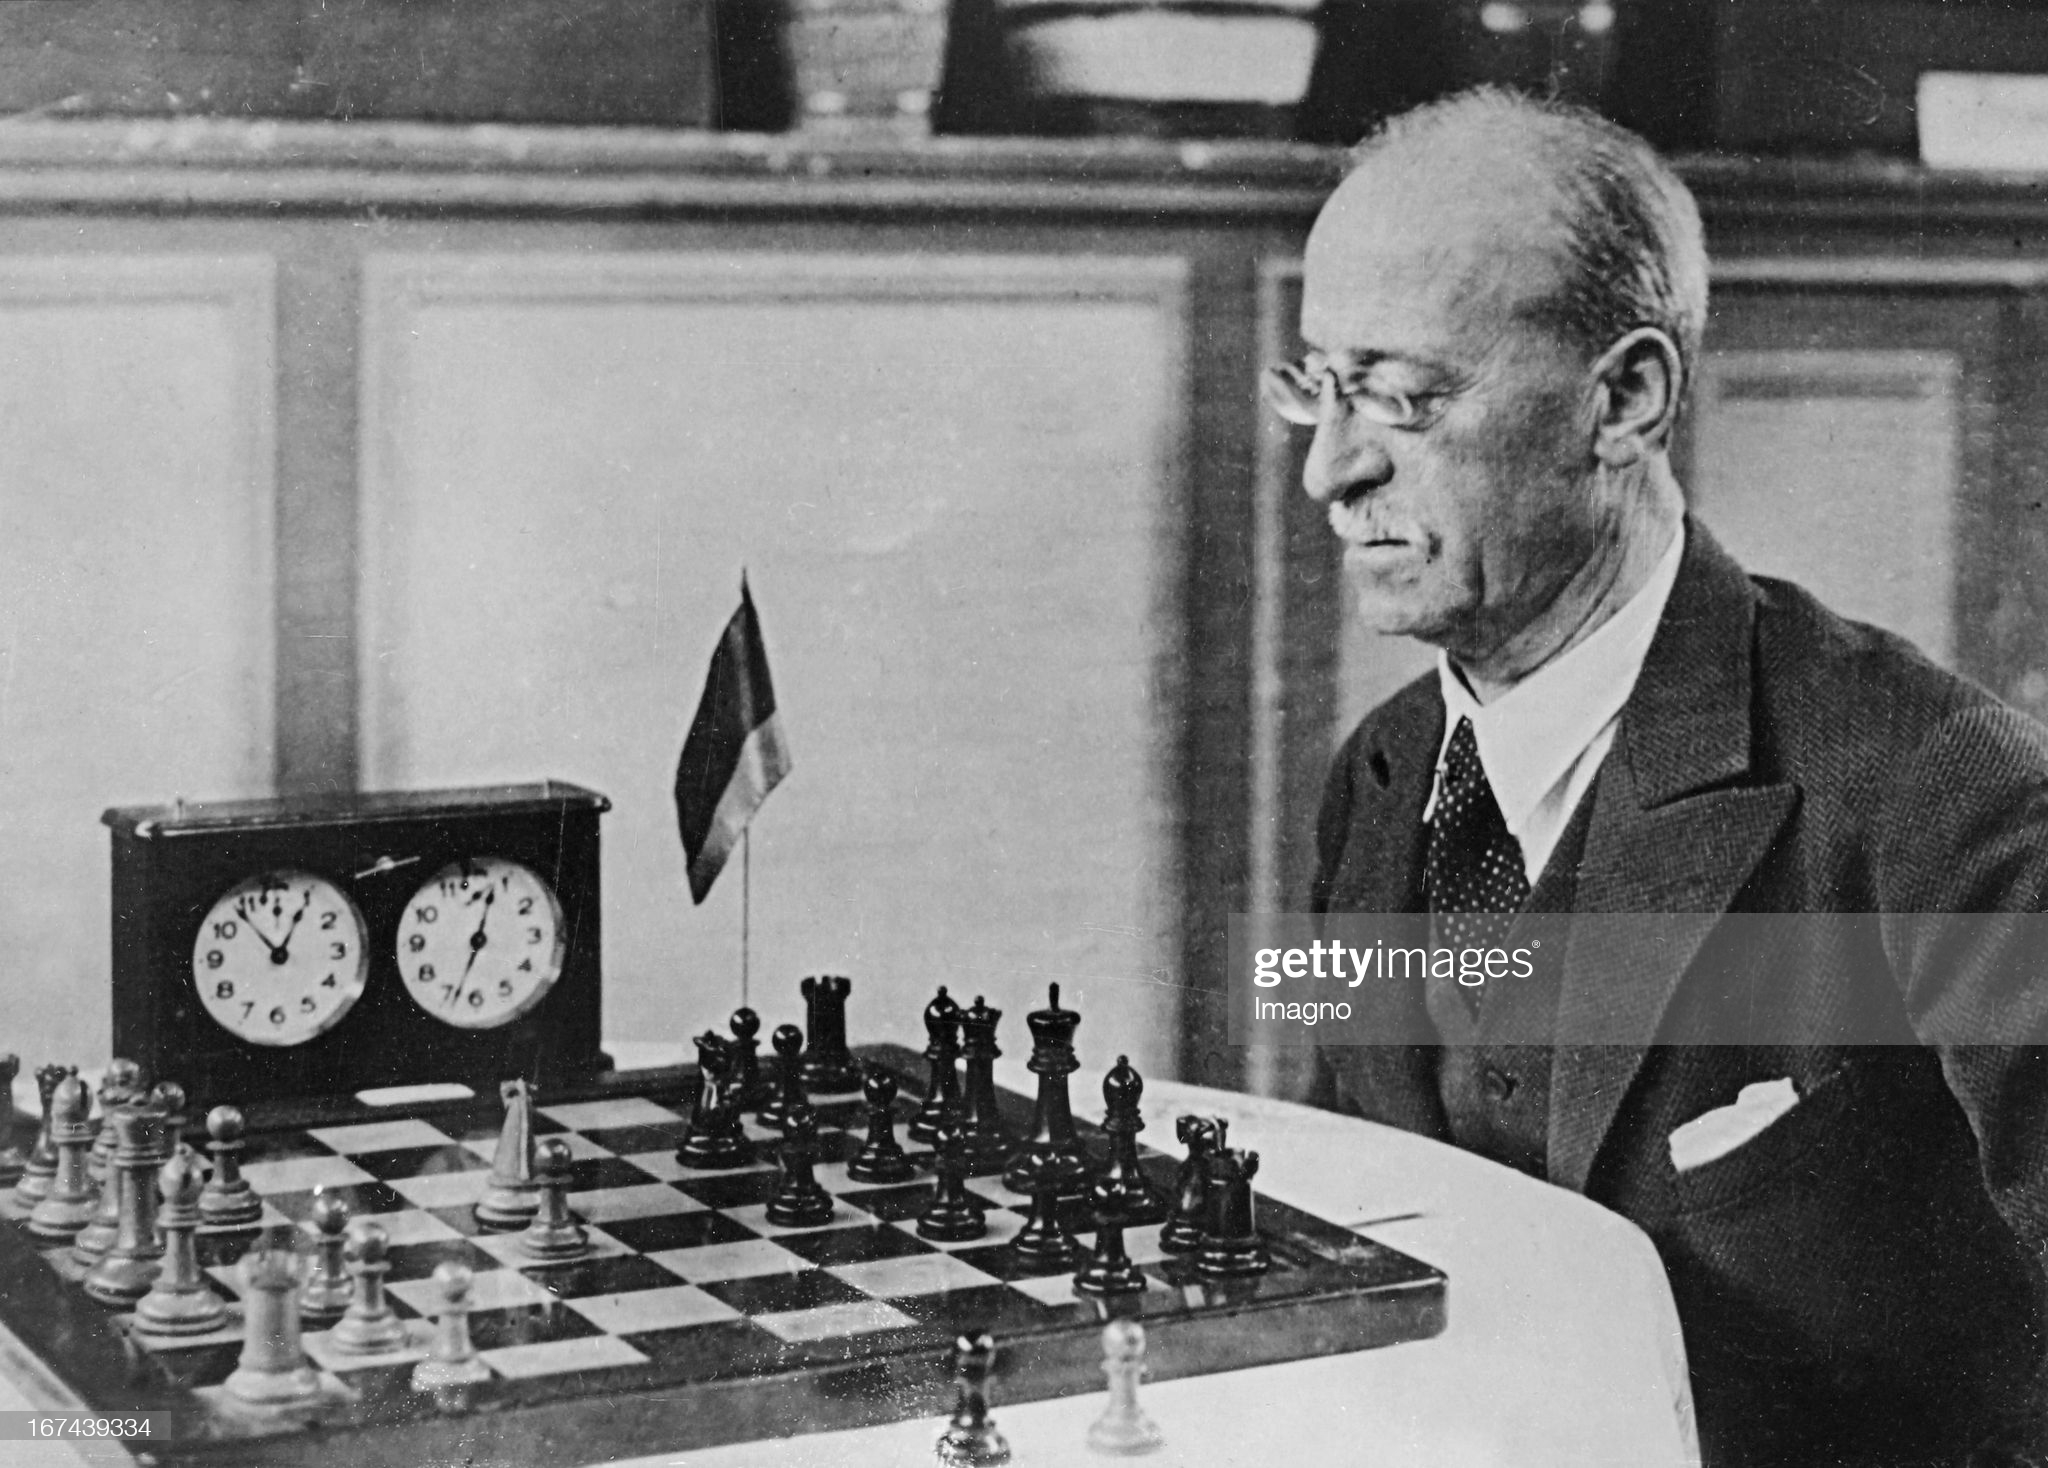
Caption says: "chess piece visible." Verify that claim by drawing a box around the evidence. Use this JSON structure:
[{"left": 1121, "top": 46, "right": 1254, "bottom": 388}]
[
  {"left": 1009, "top": 1158, "right": 1083, "bottom": 1271},
  {"left": 83, "top": 1104, "right": 167, "bottom": 1306},
  {"left": 954, "top": 996, "right": 1011, "bottom": 1172},
  {"left": 676, "top": 1031, "right": 753, "bottom": 1169},
  {"left": 798, "top": 974, "right": 863, "bottom": 1094},
  {"left": 226, "top": 1230, "right": 321, "bottom": 1404},
  {"left": 915, "top": 1120, "right": 987, "bottom": 1243},
  {"left": 756, "top": 1023, "right": 809, "bottom": 1132},
  {"left": 846, "top": 1069, "right": 916, "bottom": 1184},
  {"left": 1086, "top": 1319, "right": 1164, "bottom": 1455},
  {"left": 474, "top": 1078, "right": 540, "bottom": 1230},
  {"left": 1158, "top": 1116, "right": 1222, "bottom": 1255},
  {"left": 1194, "top": 1145, "right": 1269, "bottom": 1278},
  {"left": 0, "top": 1053, "right": 27, "bottom": 1186},
  {"left": 1095, "top": 1057, "right": 1169, "bottom": 1227},
  {"left": 1073, "top": 1169, "right": 1146, "bottom": 1297},
  {"left": 134, "top": 1144, "right": 229, "bottom": 1337},
  {"left": 410, "top": 1262, "right": 491, "bottom": 1390},
  {"left": 933, "top": 1332, "right": 1011, "bottom": 1466},
  {"left": 88, "top": 1059, "right": 144, "bottom": 1185},
  {"left": 729, "top": 1006, "right": 771, "bottom": 1112},
  {"left": 298, "top": 1192, "right": 355, "bottom": 1325},
  {"left": 1003, "top": 983, "right": 1092, "bottom": 1195},
  {"left": 329, "top": 1222, "right": 408, "bottom": 1355},
  {"left": 908, "top": 987, "right": 962, "bottom": 1146},
  {"left": 27, "top": 1075, "right": 99, "bottom": 1241},
  {"left": 198, "top": 1105, "right": 263, "bottom": 1228},
  {"left": 14, "top": 1062, "right": 71, "bottom": 1208},
  {"left": 149, "top": 1079, "right": 188, "bottom": 1136},
  {"left": 765, "top": 1106, "right": 835, "bottom": 1228},
  {"left": 517, "top": 1137, "right": 589, "bottom": 1259}
]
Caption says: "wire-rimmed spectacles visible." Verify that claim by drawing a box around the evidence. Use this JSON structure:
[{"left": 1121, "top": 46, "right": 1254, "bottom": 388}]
[{"left": 1261, "top": 353, "right": 1438, "bottom": 429}]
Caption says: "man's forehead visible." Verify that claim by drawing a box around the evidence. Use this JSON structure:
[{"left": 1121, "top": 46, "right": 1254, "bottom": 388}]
[{"left": 1300, "top": 157, "right": 1564, "bottom": 357}]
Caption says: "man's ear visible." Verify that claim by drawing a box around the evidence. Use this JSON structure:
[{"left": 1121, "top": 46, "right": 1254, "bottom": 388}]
[{"left": 1591, "top": 327, "right": 1683, "bottom": 465}]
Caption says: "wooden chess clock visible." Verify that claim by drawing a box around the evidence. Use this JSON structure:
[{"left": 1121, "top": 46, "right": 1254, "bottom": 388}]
[{"left": 103, "top": 783, "right": 611, "bottom": 1113}]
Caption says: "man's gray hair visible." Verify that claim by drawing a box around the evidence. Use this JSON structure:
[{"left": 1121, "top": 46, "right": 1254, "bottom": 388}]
[{"left": 1351, "top": 87, "right": 1709, "bottom": 396}]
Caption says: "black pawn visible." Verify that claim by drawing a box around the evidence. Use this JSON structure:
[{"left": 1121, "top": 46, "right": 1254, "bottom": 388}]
[
  {"left": 954, "top": 996, "right": 1011, "bottom": 1173},
  {"left": 1003, "top": 983, "right": 1091, "bottom": 1196},
  {"left": 1159, "top": 1115, "right": 1223, "bottom": 1255},
  {"left": 1008, "top": 1154, "right": 1082, "bottom": 1271},
  {"left": 1195, "top": 1145, "right": 1270, "bottom": 1277},
  {"left": 1074, "top": 1176, "right": 1147, "bottom": 1297},
  {"left": 934, "top": 1332, "right": 1011, "bottom": 1466},
  {"left": 916, "top": 1120, "right": 987, "bottom": 1243},
  {"left": 846, "top": 1070, "right": 916, "bottom": 1185},
  {"left": 765, "top": 1106, "right": 834, "bottom": 1229},
  {"left": 1096, "top": 1056, "right": 1170, "bottom": 1226},
  {"left": 908, "top": 987, "right": 962, "bottom": 1146},
  {"left": 798, "top": 975, "right": 863, "bottom": 1094},
  {"left": 756, "top": 1024, "right": 809, "bottom": 1133},
  {"left": 677, "top": 1031, "right": 753, "bottom": 1170},
  {"left": 729, "top": 1008, "right": 771, "bottom": 1112}
]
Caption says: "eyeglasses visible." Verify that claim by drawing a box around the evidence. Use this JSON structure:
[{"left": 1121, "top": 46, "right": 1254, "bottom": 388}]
[{"left": 1260, "top": 353, "right": 1443, "bottom": 430}]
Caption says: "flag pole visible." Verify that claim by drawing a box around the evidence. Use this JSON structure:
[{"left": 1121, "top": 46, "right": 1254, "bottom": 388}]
[{"left": 749, "top": 823, "right": 757, "bottom": 1007}]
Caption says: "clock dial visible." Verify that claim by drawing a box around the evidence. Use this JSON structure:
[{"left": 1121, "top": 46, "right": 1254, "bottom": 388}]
[
  {"left": 397, "top": 858, "right": 566, "bottom": 1029},
  {"left": 191, "top": 872, "right": 369, "bottom": 1047}
]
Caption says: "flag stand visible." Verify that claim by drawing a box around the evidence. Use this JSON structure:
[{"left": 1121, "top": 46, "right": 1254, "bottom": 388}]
[{"left": 749, "top": 823, "right": 757, "bottom": 1007}]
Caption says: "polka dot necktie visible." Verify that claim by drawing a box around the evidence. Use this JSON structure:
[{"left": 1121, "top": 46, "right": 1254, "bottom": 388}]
[{"left": 1426, "top": 717, "right": 1530, "bottom": 953}]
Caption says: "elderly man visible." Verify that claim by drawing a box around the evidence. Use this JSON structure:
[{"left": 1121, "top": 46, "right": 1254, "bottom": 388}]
[{"left": 1293, "top": 90, "right": 2048, "bottom": 1465}]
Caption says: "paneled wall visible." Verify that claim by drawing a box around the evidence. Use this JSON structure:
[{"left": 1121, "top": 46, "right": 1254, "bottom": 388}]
[{"left": 2, "top": 127, "right": 2047, "bottom": 1092}]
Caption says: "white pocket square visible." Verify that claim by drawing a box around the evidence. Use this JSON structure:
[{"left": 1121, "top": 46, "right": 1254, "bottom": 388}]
[{"left": 1667, "top": 1077, "right": 1800, "bottom": 1175}]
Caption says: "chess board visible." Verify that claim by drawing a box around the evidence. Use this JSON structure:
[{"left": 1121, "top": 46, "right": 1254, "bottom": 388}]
[{"left": 0, "top": 1047, "right": 1446, "bottom": 1466}]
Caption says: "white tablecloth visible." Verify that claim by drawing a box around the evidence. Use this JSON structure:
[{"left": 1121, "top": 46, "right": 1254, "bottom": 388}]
[{"left": 1, "top": 1050, "right": 1699, "bottom": 1468}]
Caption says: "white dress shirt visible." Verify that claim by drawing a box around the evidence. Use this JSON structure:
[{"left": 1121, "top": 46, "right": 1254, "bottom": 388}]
[{"left": 1424, "top": 526, "right": 1687, "bottom": 887}]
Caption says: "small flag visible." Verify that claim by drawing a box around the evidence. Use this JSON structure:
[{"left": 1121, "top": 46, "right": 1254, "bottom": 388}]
[{"left": 675, "top": 579, "right": 792, "bottom": 903}]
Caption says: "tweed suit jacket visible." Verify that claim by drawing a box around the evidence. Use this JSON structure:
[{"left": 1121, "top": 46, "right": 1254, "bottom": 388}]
[{"left": 1311, "top": 521, "right": 2048, "bottom": 1467}]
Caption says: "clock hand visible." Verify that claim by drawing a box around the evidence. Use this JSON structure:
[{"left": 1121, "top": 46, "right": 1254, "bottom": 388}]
[
  {"left": 452, "top": 887, "right": 495, "bottom": 1002},
  {"left": 272, "top": 891, "right": 314, "bottom": 961},
  {"left": 233, "top": 895, "right": 289, "bottom": 964}
]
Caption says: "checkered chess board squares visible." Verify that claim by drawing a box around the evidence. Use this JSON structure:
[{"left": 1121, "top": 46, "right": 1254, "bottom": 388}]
[{"left": 103, "top": 1096, "right": 1253, "bottom": 1398}]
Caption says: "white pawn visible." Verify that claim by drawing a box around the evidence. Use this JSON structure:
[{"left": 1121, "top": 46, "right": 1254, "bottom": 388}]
[
  {"left": 329, "top": 1221, "right": 407, "bottom": 1355},
  {"left": 1087, "top": 1319, "right": 1163, "bottom": 1456},
  {"left": 410, "top": 1262, "right": 491, "bottom": 1391},
  {"left": 298, "top": 1191, "right": 353, "bottom": 1325}
]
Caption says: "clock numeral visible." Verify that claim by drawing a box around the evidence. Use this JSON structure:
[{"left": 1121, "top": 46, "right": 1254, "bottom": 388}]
[
  {"left": 299, "top": 996, "right": 316, "bottom": 1014},
  {"left": 440, "top": 985, "right": 456, "bottom": 1003},
  {"left": 527, "top": 927, "right": 543, "bottom": 944},
  {"left": 519, "top": 959, "right": 534, "bottom": 972},
  {"left": 319, "top": 911, "right": 337, "bottom": 930},
  {"left": 269, "top": 1006, "right": 286, "bottom": 1026},
  {"left": 467, "top": 989, "right": 484, "bottom": 1009},
  {"left": 322, "top": 973, "right": 337, "bottom": 988},
  {"left": 212, "top": 919, "right": 238, "bottom": 941},
  {"left": 517, "top": 897, "right": 534, "bottom": 916},
  {"left": 205, "top": 949, "right": 225, "bottom": 970},
  {"left": 417, "top": 963, "right": 437, "bottom": 983},
  {"left": 329, "top": 941, "right": 347, "bottom": 960},
  {"left": 497, "top": 979, "right": 514, "bottom": 998},
  {"left": 408, "top": 934, "right": 426, "bottom": 953},
  {"left": 215, "top": 981, "right": 234, "bottom": 1000},
  {"left": 414, "top": 904, "right": 439, "bottom": 924},
  {"left": 241, "top": 1002, "right": 255, "bottom": 1021}
]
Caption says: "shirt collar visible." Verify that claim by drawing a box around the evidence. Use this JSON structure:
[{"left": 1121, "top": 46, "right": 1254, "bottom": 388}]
[{"left": 1434, "top": 525, "right": 1686, "bottom": 834}]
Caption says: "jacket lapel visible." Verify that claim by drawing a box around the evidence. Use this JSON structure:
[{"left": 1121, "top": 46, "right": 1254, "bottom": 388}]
[
  {"left": 1547, "top": 523, "right": 1798, "bottom": 1194},
  {"left": 1317, "top": 682, "right": 1447, "bottom": 1136}
]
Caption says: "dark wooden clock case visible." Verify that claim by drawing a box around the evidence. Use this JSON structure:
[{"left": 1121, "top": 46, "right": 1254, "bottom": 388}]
[{"left": 104, "top": 782, "right": 610, "bottom": 1113}]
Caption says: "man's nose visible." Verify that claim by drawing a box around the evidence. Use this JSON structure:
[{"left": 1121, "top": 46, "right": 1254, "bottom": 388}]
[{"left": 1302, "top": 409, "right": 1393, "bottom": 506}]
